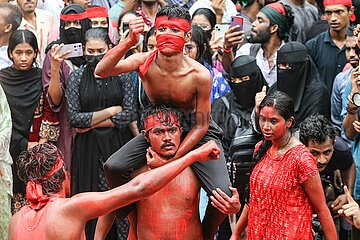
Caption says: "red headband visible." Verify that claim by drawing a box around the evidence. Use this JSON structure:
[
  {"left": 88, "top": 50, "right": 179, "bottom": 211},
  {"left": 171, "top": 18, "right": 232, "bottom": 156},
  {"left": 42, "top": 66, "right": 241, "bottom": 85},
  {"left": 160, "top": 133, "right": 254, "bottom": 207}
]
[
  {"left": 144, "top": 112, "right": 180, "bottom": 131},
  {"left": 324, "top": 0, "right": 352, "bottom": 6},
  {"left": 87, "top": 6, "right": 108, "bottom": 19},
  {"left": 155, "top": 16, "right": 191, "bottom": 32},
  {"left": 266, "top": 2, "right": 286, "bottom": 16},
  {"left": 26, "top": 155, "right": 64, "bottom": 210},
  {"left": 60, "top": 11, "right": 88, "bottom": 21}
]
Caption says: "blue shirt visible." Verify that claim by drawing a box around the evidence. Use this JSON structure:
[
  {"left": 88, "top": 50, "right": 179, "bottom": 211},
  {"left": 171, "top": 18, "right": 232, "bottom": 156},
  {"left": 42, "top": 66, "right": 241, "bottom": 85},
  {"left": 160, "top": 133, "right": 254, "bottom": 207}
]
[
  {"left": 341, "top": 81, "right": 360, "bottom": 199},
  {"left": 306, "top": 30, "right": 347, "bottom": 93}
]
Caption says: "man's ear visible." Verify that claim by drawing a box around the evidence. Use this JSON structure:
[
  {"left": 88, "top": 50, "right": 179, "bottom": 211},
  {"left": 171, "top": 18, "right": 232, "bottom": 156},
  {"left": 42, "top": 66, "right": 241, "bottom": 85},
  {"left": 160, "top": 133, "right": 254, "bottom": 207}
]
[
  {"left": 270, "top": 24, "right": 278, "bottom": 34},
  {"left": 349, "top": 6, "right": 355, "bottom": 15},
  {"left": 142, "top": 130, "right": 149, "bottom": 142},
  {"left": 180, "top": 127, "right": 184, "bottom": 134},
  {"left": 4, "top": 24, "right": 12, "bottom": 34},
  {"left": 64, "top": 0, "right": 72, "bottom": 5}
]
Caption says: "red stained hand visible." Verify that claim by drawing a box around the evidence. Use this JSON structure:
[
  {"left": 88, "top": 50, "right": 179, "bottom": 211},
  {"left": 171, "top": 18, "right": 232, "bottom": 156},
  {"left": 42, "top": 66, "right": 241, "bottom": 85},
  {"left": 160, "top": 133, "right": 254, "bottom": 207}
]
[
  {"left": 210, "top": 186, "right": 241, "bottom": 214},
  {"left": 146, "top": 147, "right": 169, "bottom": 169},
  {"left": 191, "top": 140, "right": 221, "bottom": 162},
  {"left": 128, "top": 17, "right": 145, "bottom": 45}
]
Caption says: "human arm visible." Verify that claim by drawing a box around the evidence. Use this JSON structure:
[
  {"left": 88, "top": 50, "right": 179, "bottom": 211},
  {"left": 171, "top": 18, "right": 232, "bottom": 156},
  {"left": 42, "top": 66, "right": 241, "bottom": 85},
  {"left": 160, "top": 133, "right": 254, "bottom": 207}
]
[
  {"left": 171, "top": 70, "right": 212, "bottom": 161},
  {"left": 48, "top": 44, "right": 71, "bottom": 106},
  {"left": 211, "top": 0, "right": 225, "bottom": 24},
  {"left": 210, "top": 187, "right": 241, "bottom": 214},
  {"left": 94, "top": 211, "right": 116, "bottom": 240},
  {"left": 343, "top": 67, "right": 360, "bottom": 140},
  {"left": 230, "top": 204, "right": 249, "bottom": 240},
  {"left": 302, "top": 174, "right": 337, "bottom": 239},
  {"left": 63, "top": 140, "right": 221, "bottom": 222},
  {"left": 331, "top": 163, "right": 356, "bottom": 212},
  {"left": 221, "top": 26, "right": 244, "bottom": 73},
  {"left": 338, "top": 185, "right": 360, "bottom": 229},
  {"left": 95, "top": 17, "right": 146, "bottom": 78},
  {"left": 66, "top": 70, "right": 123, "bottom": 128}
]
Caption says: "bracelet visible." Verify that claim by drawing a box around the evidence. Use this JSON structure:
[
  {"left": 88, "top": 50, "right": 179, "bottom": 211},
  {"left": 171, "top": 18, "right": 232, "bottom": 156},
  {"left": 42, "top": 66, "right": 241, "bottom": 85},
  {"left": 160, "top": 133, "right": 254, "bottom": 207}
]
[
  {"left": 223, "top": 47, "right": 232, "bottom": 53},
  {"left": 348, "top": 94, "right": 355, "bottom": 105}
]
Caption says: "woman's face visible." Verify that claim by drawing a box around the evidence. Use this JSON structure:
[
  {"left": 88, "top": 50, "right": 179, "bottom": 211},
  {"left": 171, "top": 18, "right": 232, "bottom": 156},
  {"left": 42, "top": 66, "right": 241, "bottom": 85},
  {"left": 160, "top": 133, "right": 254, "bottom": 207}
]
[
  {"left": 192, "top": 14, "right": 212, "bottom": 31},
  {"left": 10, "top": 42, "right": 36, "bottom": 71},
  {"left": 184, "top": 41, "right": 198, "bottom": 60},
  {"left": 147, "top": 35, "right": 157, "bottom": 52},
  {"left": 85, "top": 38, "right": 109, "bottom": 55},
  {"left": 259, "top": 106, "right": 292, "bottom": 141}
]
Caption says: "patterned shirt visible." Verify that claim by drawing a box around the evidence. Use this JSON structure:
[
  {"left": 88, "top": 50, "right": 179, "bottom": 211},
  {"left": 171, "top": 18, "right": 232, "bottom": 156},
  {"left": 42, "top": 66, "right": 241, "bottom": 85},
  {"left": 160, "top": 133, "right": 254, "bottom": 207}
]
[{"left": 248, "top": 144, "right": 318, "bottom": 239}]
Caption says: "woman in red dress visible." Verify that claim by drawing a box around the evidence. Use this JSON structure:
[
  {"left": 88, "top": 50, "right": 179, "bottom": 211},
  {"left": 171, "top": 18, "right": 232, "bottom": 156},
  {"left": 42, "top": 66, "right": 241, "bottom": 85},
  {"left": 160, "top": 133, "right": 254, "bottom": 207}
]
[{"left": 230, "top": 91, "right": 337, "bottom": 239}]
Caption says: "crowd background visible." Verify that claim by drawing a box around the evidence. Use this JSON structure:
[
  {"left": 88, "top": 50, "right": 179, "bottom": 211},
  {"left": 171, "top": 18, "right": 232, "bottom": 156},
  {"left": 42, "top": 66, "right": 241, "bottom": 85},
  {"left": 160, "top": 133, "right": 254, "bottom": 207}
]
[{"left": 0, "top": 0, "right": 360, "bottom": 239}]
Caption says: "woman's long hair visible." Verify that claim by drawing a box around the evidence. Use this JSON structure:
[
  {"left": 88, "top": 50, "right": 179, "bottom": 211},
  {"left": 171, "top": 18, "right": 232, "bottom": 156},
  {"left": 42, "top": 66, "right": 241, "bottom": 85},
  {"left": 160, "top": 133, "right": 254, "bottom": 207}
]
[
  {"left": 8, "top": 29, "right": 39, "bottom": 67},
  {"left": 190, "top": 25, "right": 212, "bottom": 66}
]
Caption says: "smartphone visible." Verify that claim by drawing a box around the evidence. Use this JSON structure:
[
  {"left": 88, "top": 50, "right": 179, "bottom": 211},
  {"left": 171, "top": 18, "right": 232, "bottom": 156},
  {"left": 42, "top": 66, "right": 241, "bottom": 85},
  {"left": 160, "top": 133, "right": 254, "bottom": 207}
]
[
  {"left": 59, "top": 43, "right": 83, "bottom": 58},
  {"left": 214, "top": 23, "right": 230, "bottom": 45},
  {"left": 123, "top": 22, "right": 129, "bottom": 35},
  {"left": 230, "top": 16, "right": 244, "bottom": 31}
]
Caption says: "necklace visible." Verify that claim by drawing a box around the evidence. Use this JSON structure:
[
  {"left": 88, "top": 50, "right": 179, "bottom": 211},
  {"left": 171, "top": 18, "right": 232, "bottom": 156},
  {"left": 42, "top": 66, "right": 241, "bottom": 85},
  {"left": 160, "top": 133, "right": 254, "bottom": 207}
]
[{"left": 271, "top": 133, "right": 292, "bottom": 156}]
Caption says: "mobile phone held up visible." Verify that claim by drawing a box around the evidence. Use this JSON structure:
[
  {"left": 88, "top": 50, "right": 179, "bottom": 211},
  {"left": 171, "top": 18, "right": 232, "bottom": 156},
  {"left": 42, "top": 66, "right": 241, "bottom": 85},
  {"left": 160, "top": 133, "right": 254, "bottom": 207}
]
[
  {"left": 214, "top": 23, "right": 230, "bottom": 45},
  {"left": 230, "top": 16, "right": 244, "bottom": 31},
  {"left": 58, "top": 43, "right": 83, "bottom": 58}
]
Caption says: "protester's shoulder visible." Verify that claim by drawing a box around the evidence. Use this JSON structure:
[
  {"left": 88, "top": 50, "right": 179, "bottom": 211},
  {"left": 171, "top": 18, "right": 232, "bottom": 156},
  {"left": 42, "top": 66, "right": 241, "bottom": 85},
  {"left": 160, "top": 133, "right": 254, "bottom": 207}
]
[
  {"left": 334, "top": 136, "right": 351, "bottom": 153},
  {"left": 305, "top": 31, "right": 327, "bottom": 47}
]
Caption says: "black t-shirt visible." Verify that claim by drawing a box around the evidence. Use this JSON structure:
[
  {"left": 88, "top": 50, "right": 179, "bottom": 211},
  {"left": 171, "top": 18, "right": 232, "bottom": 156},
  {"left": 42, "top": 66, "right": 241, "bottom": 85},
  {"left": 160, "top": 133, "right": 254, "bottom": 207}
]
[{"left": 320, "top": 136, "right": 354, "bottom": 185}]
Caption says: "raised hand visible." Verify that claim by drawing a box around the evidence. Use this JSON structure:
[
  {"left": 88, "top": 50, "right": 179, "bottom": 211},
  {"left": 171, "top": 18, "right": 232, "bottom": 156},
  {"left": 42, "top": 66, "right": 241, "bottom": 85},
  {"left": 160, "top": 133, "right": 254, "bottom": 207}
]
[
  {"left": 210, "top": 186, "right": 241, "bottom": 214},
  {"left": 223, "top": 26, "right": 244, "bottom": 51},
  {"left": 190, "top": 140, "right": 221, "bottom": 162},
  {"left": 51, "top": 44, "right": 70, "bottom": 67},
  {"left": 128, "top": 17, "right": 145, "bottom": 46},
  {"left": 338, "top": 185, "right": 360, "bottom": 229},
  {"left": 255, "top": 86, "right": 267, "bottom": 115}
]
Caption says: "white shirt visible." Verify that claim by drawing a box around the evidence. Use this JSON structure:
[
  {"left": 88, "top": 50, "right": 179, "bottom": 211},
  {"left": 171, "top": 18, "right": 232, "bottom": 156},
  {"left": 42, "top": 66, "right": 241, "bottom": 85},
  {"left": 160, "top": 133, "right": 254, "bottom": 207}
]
[
  {"left": 19, "top": 8, "right": 55, "bottom": 67},
  {"left": 0, "top": 46, "right": 12, "bottom": 70},
  {"left": 235, "top": 42, "right": 285, "bottom": 87},
  {"left": 36, "top": 0, "right": 63, "bottom": 25},
  {"left": 189, "top": 0, "right": 237, "bottom": 23}
]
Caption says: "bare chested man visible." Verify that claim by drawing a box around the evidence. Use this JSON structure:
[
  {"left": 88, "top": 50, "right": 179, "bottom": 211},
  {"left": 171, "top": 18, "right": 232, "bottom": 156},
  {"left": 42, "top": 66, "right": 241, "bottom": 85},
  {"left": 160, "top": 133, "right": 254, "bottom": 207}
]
[
  {"left": 8, "top": 141, "right": 220, "bottom": 240},
  {"left": 95, "top": 5, "right": 237, "bottom": 238}
]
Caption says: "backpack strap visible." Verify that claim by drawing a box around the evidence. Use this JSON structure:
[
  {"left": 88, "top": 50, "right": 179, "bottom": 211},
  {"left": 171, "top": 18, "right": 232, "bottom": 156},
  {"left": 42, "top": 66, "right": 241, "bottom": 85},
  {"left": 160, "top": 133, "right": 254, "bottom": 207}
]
[
  {"left": 249, "top": 43, "right": 261, "bottom": 57},
  {"left": 220, "top": 96, "right": 241, "bottom": 127}
]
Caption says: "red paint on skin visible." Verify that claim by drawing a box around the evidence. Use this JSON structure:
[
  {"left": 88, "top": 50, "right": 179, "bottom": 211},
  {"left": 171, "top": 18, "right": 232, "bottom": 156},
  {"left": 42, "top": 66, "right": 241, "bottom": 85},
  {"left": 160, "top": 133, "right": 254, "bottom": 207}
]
[
  {"left": 148, "top": 124, "right": 181, "bottom": 158},
  {"left": 259, "top": 106, "right": 291, "bottom": 148}
]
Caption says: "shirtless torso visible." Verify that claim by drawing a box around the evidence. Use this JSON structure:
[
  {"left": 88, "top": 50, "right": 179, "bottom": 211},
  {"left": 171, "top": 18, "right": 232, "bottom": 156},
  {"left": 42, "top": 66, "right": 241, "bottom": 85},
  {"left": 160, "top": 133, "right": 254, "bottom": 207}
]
[{"left": 132, "top": 166, "right": 202, "bottom": 239}]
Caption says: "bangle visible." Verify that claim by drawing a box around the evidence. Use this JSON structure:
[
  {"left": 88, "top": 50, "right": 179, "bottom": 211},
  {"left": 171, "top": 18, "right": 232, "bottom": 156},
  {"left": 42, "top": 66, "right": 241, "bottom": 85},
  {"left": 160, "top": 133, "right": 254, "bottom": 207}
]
[
  {"left": 223, "top": 47, "right": 232, "bottom": 53},
  {"left": 348, "top": 94, "right": 355, "bottom": 105}
]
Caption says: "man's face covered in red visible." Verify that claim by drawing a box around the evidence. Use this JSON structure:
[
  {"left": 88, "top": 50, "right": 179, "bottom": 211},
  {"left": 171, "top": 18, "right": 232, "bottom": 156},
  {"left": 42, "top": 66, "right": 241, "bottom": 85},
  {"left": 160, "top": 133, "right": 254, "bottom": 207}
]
[{"left": 155, "top": 16, "right": 191, "bottom": 54}]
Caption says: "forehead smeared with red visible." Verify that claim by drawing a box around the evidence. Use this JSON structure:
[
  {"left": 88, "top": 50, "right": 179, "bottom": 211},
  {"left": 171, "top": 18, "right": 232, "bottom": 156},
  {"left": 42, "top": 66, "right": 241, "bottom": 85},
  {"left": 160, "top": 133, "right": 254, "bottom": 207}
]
[
  {"left": 155, "top": 16, "right": 191, "bottom": 32},
  {"left": 144, "top": 112, "right": 180, "bottom": 131}
]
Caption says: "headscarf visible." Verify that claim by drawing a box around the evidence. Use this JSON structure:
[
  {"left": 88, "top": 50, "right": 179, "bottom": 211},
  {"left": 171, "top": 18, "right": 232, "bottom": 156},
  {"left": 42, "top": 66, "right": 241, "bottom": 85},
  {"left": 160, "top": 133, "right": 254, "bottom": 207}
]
[
  {"left": 228, "top": 55, "right": 266, "bottom": 109},
  {"left": 260, "top": 2, "right": 291, "bottom": 38},
  {"left": 59, "top": 4, "right": 91, "bottom": 67},
  {"left": 277, "top": 42, "right": 330, "bottom": 127}
]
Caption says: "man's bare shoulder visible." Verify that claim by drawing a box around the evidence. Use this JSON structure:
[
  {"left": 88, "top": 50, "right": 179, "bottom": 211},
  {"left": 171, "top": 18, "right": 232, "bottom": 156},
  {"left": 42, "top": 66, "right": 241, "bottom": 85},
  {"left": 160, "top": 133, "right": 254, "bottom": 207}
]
[
  {"left": 127, "top": 51, "right": 151, "bottom": 65},
  {"left": 183, "top": 56, "right": 212, "bottom": 83}
]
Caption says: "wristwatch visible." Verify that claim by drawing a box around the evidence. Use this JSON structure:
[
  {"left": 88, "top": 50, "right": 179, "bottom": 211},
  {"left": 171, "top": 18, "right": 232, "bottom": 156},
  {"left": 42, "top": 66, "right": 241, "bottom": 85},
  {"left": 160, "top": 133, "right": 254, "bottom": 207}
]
[{"left": 352, "top": 92, "right": 360, "bottom": 107}]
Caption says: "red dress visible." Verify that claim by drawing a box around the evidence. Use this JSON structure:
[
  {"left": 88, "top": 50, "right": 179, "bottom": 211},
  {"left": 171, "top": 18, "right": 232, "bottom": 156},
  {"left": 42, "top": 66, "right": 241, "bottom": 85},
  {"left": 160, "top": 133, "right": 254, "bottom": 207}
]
[{"left": 247, "top": 144, "right": 318, "bottom": 240}]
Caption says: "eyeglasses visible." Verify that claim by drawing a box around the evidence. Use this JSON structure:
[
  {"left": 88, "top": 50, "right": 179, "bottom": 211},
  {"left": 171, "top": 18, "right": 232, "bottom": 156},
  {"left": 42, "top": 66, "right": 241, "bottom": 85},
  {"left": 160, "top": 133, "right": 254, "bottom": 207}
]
[{"left": 192, "top": 23, "right": 212, "bottom": 31}]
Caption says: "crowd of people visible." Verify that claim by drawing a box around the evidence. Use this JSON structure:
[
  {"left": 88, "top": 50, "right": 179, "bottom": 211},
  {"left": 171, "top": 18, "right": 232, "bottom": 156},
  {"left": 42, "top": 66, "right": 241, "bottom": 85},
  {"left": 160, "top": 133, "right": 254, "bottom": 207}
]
[{"left": 1, "top": 0, "right": 360, "bottom": 239}]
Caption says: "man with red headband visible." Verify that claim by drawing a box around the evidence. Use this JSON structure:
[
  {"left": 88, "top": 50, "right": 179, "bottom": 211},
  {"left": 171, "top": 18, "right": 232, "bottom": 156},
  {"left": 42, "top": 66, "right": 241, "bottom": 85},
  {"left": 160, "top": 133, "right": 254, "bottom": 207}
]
[
  {"left": 8, "top": 141, "right": 221, "bottom": 239},
  {"left": 306, "top": 0, "right": 354, "bottom": 94},
  {"left": 95, "top": 5, "right": 237, "bottom": 239}
]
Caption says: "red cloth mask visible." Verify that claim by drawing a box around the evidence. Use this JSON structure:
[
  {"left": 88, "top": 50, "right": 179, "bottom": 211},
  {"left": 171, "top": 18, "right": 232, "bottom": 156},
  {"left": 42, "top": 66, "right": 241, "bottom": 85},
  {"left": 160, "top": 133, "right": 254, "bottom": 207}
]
[
  {"left": 26, "top": 155, "right": 64, "bottom": 210},
  {"left": 156, "top": 34, "right": 186, "bottom": 53}
]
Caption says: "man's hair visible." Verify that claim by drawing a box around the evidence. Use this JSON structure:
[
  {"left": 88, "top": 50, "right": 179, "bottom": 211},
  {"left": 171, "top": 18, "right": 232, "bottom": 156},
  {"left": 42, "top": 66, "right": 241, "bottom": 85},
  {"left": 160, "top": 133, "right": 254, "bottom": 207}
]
[
  {"left": 0, "top": 3, "right": 22, "bottom": 32},
  {"left": 299, "top": 115, "right": 337, "bottom": 146},
  {"left": 156, "top": 5, "right": 191, "bottom": 23},
  {"left": 346, "top": 25, "right": 355, "bottom": 37},
  {"left": 272, "top": 3, "right": 294, "bottom": 41},
  {"left": 141, "top": 104, "right": 183, "bottom": 136},
  {"left": 17, "top": 143, "right": 66, "bottom": 194}
]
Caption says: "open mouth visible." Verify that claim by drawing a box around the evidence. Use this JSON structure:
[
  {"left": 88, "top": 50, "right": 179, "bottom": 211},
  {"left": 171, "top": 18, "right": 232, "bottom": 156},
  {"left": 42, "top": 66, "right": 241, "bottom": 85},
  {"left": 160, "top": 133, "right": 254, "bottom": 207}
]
[{"left": 162, "top": 143, "right": 175, "bottom": 150}]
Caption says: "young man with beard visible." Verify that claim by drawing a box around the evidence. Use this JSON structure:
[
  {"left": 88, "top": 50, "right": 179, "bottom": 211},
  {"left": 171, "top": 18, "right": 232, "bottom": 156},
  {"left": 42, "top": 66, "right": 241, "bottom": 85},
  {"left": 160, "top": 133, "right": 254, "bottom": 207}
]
[
  {"left": 8, "top": 141, "right": 222, "bottom": 240},
  {"left": 300, "top": 115, "right": 355, "bottom": 238},
  {"left": 222, "top": 1, "right": 294, "bottom": 87},
  {"left": 17, "top": 0, "right": 54, "bottom": 66},
  {"left": 211, "top": 55, "right": 266, "bottom": 240},
  {"left": 306, "top": 0, "right": 354, "bottom": 94},
  {"left": 331, "top": 26, "right": 359, "bottom": 136},
  {"left": 95, "top": 5, "right": 238, "bottom": 239}
]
